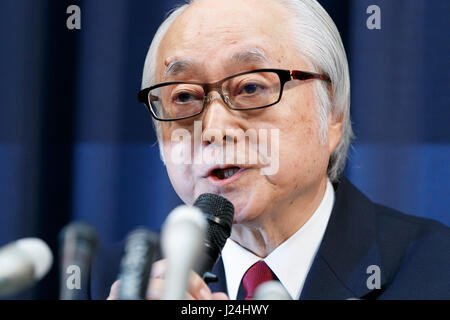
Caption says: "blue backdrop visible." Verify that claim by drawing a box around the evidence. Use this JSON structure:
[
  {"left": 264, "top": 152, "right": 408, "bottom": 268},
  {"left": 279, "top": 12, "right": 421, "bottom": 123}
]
[{"left": 0, "top": 0, "right": 449, "bottom": 299}]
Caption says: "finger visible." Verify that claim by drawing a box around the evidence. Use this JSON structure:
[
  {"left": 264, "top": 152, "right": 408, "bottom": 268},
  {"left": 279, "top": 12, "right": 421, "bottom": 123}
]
[
  {"left": 147, "top": 278, "right": 195, "bottom": 300},
  {"left": 150, "top": 259, "right": 167, "bottom": 279},
  {"left": 212, "top": 292, "right": 229, "bottom": 300},
  {"left": 147, "top": 278, "right": 163, "bottom": 300},
  {"left": 187, "top": 271, "right": 212, "bottom": 300},
  {"left": 107, "top": 280, "right": 121, "bottom": 300},
  {"left": 149, "top": 259, "right": 211, "bottom": 300}
]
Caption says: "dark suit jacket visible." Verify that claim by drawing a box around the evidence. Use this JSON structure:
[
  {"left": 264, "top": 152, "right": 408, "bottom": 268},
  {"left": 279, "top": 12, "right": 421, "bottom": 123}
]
[{"left": 90, "top": 177, "right": 450, "bottom": 300}]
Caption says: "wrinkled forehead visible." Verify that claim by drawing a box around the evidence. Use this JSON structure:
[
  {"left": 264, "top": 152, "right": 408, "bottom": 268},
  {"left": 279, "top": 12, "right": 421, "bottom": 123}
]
[{"left": 156, "top": 0, "right": 297, "bottom": 82}]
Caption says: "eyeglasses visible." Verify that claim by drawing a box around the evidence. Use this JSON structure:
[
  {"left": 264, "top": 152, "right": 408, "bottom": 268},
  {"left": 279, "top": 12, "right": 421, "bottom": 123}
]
[{"left": 137, "top": 68, "right": 331, "bottom": 122}]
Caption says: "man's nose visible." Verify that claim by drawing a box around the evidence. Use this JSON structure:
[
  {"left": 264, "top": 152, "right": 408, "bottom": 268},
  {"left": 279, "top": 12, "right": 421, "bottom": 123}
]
[{"left": 201, "top": 94, "right": 241, "bottom": 146}]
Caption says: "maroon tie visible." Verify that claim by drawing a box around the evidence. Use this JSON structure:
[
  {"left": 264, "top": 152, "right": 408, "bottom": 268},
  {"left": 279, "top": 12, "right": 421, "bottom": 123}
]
[{"left": 242, "top": 260, "right": 277, "bottom": 300}]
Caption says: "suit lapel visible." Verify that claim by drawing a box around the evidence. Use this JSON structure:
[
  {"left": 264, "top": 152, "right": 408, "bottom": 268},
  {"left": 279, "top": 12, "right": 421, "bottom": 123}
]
[{"left": 300, "top": 177, "right": 385, "bottom": 300}]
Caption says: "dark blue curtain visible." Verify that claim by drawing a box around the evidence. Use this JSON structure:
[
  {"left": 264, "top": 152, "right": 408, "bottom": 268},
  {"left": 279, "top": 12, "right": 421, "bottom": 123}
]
[{"left": 0, "top": 0, "right": 448, "bottom": 299}]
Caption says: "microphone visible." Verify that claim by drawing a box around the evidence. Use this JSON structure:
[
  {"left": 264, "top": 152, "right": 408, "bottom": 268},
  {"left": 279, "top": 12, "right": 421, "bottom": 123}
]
[
  {"left": 161, "top": 205, "right": 206, "bottom": 300},
  {"left": 253, "top": 280, "right": 292, "bottom": 300},
  {"left": 59, "top": 222, "right": 98, "bottom": 300},
  {"left": 0, "top": 238, "right": 53, "bottom": 297},
  {"left": 192, "top": 193, "right": 234, "bottom": 280},
  {"left": 117, "top": 228, "right": 159, "bottom": 300}
]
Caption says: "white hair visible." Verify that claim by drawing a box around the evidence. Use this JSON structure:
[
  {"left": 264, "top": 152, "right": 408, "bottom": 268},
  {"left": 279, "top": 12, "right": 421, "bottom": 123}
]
[{"left": 141, "top": 0, "right": 354, "bottom": 182}]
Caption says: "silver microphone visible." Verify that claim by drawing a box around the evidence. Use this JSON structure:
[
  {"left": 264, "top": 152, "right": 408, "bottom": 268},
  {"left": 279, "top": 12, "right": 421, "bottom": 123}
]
[
  {"left": 161, "top": 205, "right": 206, "bottom": 300},
  {"left": 0, "top": 238, "right": 53, "bottom": 297}
]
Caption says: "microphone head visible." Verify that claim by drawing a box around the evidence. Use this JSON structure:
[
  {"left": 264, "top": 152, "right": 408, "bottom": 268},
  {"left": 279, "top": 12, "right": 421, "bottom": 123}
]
[
  {"left": 118, "top": 228, "right": 159, "bottom": 300},
  {"left": 15, "top": 238, "right": 53, "bottom": 281},
  {"left": 161, "top": 205, "right": 206, "bottom": 258},
  {"left": 59, "top": 222, "right": 98, "bottom": 249},
  {"left": 0, "top": 238, "right": 53, "bottom": 297},
  {"left": 161, "top": 205, "right": 207, "bottom": 300},
  {"left": 193, "top": 193, "right": 234, "bottom": 254},
  {"left": 58, "top": 222, "right": 98, "bottom": 300}
]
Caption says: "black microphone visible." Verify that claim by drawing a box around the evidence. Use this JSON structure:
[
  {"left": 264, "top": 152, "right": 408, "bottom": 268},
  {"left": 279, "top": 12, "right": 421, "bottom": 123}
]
[
  {"left": 59, "top": 222, "right": 98, "bottom": 300},
  {"left": 192, "top": 193, "right": 234, "bottom": 281},
  {"left": 117, "top": 228, "right": 159, "bottom": 300}
]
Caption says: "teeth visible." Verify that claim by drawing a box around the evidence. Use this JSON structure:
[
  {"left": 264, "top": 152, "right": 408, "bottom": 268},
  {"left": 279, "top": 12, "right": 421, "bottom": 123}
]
[
  {"left": 212, "top": 167, "right": 241, "bottom": 180},
  {"left": 223, "top": 167, "right": 240, "bottom": 179}
]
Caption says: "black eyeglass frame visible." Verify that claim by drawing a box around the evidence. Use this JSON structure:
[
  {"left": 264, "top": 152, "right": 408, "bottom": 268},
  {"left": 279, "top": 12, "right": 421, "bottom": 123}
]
[{"left": 137, "top": 68, "right": 331, "bottom": 122}]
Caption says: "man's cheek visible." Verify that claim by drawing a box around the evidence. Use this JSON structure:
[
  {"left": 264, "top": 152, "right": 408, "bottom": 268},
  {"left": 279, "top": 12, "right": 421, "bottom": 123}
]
[
  {"left": 163, "top": 128, "right": 194, "bottom": 166},
  {"left": 259, "top": 128, "right": 280, "bottom": 176},
  {"left": 166, "top": 165, "right": 195, "bottom": 204},
  {"left": 271, "top": 135, "right": 306, "bottom": 183}
]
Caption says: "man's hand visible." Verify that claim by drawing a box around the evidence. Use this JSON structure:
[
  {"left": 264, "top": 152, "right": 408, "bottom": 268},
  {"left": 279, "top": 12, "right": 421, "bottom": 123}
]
[{"left": 107, "top": 259, "right": 229, "bottom": 300}]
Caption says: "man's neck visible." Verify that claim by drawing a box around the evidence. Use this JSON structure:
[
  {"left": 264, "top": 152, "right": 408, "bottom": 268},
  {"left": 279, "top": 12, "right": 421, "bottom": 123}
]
[{"left": 229, "top": 176, "right": 329, "bottom": 257}]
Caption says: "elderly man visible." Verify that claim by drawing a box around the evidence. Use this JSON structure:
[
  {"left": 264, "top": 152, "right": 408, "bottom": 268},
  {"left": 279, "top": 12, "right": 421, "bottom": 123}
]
[{"left": 101, "top": 0, "right": 449, "bottom": 300}]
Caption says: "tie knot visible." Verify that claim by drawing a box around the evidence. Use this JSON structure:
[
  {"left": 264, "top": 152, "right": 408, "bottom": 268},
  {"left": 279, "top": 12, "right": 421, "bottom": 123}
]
[{"left": 242, "top": 260, "right": 276, "bottom": 300}]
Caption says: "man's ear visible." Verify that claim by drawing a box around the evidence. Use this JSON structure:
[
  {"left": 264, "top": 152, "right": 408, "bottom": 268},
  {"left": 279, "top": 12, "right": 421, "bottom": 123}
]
[{"left": 327, "top": 111, "right": 343, "bottom": 154}]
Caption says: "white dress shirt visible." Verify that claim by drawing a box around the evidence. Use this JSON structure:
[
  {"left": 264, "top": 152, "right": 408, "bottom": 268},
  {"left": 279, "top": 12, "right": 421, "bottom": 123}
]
[{"left": 221, "top": 179, "right": 335, "bottom": 300}]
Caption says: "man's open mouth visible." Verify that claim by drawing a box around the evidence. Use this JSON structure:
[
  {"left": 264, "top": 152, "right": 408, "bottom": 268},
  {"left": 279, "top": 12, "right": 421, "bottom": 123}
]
[{"left": 210, "top": 166, "right": 243, "bottom": 180}]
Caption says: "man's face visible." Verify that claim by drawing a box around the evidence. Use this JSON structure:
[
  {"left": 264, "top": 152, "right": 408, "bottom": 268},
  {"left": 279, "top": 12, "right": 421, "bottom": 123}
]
[{"left": 155, "top": 0, "right": 341, "bottom": 226}]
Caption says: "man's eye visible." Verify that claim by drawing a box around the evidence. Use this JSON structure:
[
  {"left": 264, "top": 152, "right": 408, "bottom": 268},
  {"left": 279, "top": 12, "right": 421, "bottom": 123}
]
[
  {"left": 238, "top": 83, "right": 265, "bottom": 95},
  {"left": 243, "top": 84, "right": 258, "bottom": 94},
  {"left": 177, "top": 93, "right": 193, "bottom": 102},
  {"left": 173, "top": 92, "right": 199, "bottom": 103}
]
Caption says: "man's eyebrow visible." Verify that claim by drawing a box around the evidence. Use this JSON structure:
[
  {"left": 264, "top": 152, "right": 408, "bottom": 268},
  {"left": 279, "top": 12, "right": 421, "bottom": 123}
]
[
  {"left": 163, "top": 48, "right": 269, "bottom": 79},
  {"left": 164, "top": 59, "right": 195, "bottom": 78},
  {"left": 230, "top": 48, "right": 269, "bottom": 65}
]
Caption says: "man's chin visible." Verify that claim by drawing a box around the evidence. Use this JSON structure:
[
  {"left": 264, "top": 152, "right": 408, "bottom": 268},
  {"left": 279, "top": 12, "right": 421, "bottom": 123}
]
[{"left": 224, "top": 193, "right": 257, "bottom": 223}]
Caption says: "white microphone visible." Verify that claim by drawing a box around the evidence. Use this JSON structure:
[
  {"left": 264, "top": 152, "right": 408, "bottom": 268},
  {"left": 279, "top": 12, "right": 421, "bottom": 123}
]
[
  {"left": 161, "top": 205, "right": 206, "bottom": 300},
  {"left": 253, "top": 280, "right": 292, "bottom": 300},
  {"left": 0, "top": 238, "right": 53, "bottom": 297}
]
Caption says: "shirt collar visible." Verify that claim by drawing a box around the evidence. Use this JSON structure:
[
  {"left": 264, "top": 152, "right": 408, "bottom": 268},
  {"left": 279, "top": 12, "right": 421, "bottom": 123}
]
[{"left": 221, "top": 179, "right": 335, "bottom": 299}]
